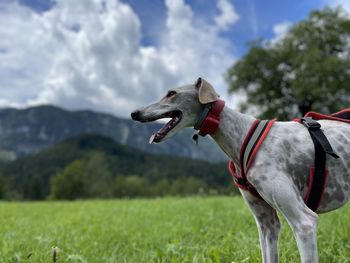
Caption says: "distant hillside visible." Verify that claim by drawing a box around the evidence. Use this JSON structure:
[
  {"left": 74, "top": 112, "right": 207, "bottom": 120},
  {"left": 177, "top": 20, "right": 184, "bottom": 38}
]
[
  {"left": 0, "top": 105, "right": 226, "bottom": 161},
  {"left": 0, "top": 135, "right": 233, "bottom": 200}
]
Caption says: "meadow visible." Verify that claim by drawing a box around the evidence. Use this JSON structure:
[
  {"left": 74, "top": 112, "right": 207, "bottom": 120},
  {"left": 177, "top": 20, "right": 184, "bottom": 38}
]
[{"left": 0, "top": 197, "right": 349, "bottom": 263}]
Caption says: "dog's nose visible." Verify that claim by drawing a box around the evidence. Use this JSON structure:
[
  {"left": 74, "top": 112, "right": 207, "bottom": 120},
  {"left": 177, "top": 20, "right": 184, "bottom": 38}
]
[{"left": 131, "top": 110, "right": 141, "bottom": 120}]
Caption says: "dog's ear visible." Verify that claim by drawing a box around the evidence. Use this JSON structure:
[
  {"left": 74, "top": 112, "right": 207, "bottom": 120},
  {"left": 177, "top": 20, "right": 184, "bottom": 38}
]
[{"left": 195, "top": 77, "right": 219, "bottom": 104}]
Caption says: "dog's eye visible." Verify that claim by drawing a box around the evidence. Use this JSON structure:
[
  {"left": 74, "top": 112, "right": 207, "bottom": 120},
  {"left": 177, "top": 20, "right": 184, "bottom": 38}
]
[{"left": 166, "top": 90, "right": 177, "bottom": 98}]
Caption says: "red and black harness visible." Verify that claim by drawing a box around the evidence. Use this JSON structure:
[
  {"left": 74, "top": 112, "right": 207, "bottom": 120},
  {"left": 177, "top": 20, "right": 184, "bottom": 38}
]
[
  {"left": 228, "top": 119, "right": 275, "bottom": 198},
  {"left": 194, "top": 100, "right": 350, "bottom": 212}
]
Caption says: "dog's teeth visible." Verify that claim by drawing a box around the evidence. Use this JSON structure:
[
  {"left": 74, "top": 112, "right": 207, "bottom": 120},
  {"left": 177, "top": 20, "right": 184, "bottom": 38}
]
[{"left": 149, "top": 134, "right": 156, "bottom": 144}]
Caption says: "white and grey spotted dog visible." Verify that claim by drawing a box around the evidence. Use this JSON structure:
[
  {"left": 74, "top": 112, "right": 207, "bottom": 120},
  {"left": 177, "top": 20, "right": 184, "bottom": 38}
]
[{"left": 131, "top": 78, "right": 350, "bottom": 263}]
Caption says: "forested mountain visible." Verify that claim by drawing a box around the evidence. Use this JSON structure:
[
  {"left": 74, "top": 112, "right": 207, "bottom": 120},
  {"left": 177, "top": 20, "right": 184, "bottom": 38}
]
[
  {"left": 0, "top": 135, "right": 234, "bottom": 200},
  {"left": 0, "top": 105, "right": 226, "bottom": 162}
]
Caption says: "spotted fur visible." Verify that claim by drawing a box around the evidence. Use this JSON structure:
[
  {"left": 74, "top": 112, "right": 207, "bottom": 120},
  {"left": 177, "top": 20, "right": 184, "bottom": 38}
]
[{"left": 131, "top": 79, "right": 350, "bottom": 263}]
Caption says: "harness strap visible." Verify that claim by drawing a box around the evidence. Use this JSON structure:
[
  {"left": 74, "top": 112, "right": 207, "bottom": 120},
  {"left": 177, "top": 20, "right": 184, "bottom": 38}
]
[
  {"left": 229, "top": 119, "right": 276, "bottom": 198},
  {"left": 300, "top": 117, "right": 339, "bottom": 211},
  {"left": 332, "top": 110, "right": 350, "bottom": 120},
  {"left": 304, "top": 108, "right": 350, "bottom": 123}
]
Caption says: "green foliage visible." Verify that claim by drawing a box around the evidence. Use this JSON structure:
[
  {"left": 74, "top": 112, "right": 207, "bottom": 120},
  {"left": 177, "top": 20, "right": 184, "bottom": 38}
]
[
  {"left": 0, "top": 197, "right": 349, "bottom": 262},
  {"left": 169, "top": 177, "right": 207, "bottom": 196},
  {"left": 227, "top": 7, "right": 350, "bottom": 120},
  {"left": 51, "top": 152, "right": 117, "bottom": 200},
  {"left": 114, "top": 175, "right": 150, "bottom": 198},
  {"left": 83, "top": 152, "right": 114, "bottom": 198},
  {"left": 0, "top": 172, "right": 9, "bottom": 199},
  {"left": 113, "top": 176, "right": 208, "bottom": 198},
  {"left": 50, "top": 160, "right": 87, "bottom": 200},
  {"left": 1, "top": 135, "right": 234, "bottom": 200}
]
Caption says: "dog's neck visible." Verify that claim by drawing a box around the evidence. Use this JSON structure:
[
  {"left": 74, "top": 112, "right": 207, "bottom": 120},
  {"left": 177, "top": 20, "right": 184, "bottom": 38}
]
[{"left": 210, "top": 106, "right": 256, "bottom": 165}]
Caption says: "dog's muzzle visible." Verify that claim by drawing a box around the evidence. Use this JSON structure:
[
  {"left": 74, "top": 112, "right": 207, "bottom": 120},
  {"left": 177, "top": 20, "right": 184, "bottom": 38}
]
[{"left": 131, "top": 110, "right": 141, "bottom": 121}]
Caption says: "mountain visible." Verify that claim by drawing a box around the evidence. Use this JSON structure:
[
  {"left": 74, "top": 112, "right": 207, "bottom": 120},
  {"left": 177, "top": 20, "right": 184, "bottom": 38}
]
[
  {"left": 1, "top": 134, "right": 233, "bottom": 199},
  {"left": 0, "top": 105, "right": 226, "bottom": 162}
]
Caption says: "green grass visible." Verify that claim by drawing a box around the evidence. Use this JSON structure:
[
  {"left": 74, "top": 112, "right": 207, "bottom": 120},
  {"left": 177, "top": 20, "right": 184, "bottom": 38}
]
[{"left": 0, "top": 197, "right": 349, "bottom": 263}]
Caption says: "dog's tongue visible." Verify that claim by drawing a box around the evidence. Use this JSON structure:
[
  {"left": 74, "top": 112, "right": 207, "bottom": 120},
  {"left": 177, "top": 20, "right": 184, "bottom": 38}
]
[
  {"left": 150, "top": 118, "right": 174, "bottom": 144},
  {"left": 149, "top": 134, "right": 156, "bottom": 144}
]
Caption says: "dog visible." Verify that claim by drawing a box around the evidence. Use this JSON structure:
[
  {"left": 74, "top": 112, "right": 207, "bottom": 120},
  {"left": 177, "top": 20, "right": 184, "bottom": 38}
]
[{"left": 131, "top": 77, "right": 350, "bottom": 263}]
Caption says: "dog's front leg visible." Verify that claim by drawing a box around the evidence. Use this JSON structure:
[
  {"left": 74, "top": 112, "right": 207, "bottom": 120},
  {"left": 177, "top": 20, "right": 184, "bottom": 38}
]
[{"left": 241, "top": 190, "right": 280, "bottom": 263}]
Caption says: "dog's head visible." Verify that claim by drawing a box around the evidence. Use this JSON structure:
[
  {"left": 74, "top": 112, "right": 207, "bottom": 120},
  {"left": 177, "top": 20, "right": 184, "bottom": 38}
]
[{"left": 131, "top": 77, "right": 220, "bottom": 143}]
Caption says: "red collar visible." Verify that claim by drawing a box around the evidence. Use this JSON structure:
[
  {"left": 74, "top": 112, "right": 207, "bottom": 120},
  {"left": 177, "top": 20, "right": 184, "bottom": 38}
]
[{"left": 194, "top": 99, "right": 225, "bottom": 136}]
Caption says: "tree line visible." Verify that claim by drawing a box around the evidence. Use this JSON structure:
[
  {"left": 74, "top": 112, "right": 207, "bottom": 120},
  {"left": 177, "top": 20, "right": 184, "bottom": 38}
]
[{"left": 0, "top": 135, "right": 235, "bottom": 200}]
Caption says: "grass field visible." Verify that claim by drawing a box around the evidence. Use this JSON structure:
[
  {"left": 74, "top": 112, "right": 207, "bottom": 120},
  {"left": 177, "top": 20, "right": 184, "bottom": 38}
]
[{"left": 0, "top": 197, "right": 349, "bottom": 263}]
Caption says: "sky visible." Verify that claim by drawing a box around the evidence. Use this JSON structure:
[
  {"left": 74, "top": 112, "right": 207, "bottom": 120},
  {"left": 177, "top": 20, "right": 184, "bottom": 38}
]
[{"left": 0, "top": 0, "right": 349, "bottom": 118}]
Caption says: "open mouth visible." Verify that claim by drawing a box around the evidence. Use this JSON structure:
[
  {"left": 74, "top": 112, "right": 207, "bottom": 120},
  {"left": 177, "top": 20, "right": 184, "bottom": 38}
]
[{"left": 149, "top": 111, "right": 182, "bottom": 144}]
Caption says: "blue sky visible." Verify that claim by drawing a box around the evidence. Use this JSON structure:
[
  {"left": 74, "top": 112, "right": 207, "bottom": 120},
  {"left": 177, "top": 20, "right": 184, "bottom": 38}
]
[{"left": 0, "top": 0, "right": 347, "bottom": 117}]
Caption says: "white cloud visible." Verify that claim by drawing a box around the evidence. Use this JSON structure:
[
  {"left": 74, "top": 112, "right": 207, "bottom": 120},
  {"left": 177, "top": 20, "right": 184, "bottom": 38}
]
[
  {"left": 327, "top": 0, "right": 350, "bottom": 14},
  {"left": 214, "top": 0, "right": 240, "bottom": 30},
  {"left": 271, "top": 21, "right": 292, "bottom": 44},
  {"left": 161, "top": 0, "right": 236, "bottom": 93},
  {"left": 0, "top": 0, "right": 238, "bottom": 117}
]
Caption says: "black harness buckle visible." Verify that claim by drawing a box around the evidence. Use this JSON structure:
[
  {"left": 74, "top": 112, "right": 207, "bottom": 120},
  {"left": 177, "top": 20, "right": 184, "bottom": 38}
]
[
  {"left": 301, "top": 117, "right": 321, "bottom": 130},
  {"left": 234, "top": 176, "right": 246, "bottom": 186}
]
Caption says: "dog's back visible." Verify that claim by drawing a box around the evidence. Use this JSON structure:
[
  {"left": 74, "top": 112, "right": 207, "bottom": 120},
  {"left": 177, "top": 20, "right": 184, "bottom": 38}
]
[
  {"left": 318, "top": 120, "right": 350, "bottom": 212},
  {"left": 254, "top": 120, "right": 350, "bottom": 213}
]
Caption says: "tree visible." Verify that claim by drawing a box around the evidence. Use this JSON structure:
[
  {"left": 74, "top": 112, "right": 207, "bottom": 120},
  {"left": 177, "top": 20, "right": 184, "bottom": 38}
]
[
  {"left": 114, "top": 175, "right": 149, "bottom": 197},
  {"left": 50, "top": 152, "right": 114, "bottom": 200},
  {"left": 50, "top": 160, "right": 87, "bottom": 200},
  {"left": 227, "top": 7, "right": 350, "bottom": 120},
  {"left": 169, "top": 177, "right": 206, "bottom": 196},
  {"left": 0, "top": 173, "right": 9, "bottom": 199},
  {"left": 82, "top": 152, "right": 114, "bottom": 198}
]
